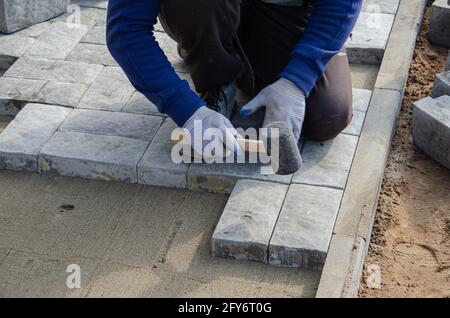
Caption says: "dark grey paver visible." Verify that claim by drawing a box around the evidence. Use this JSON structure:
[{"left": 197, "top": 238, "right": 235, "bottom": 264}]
[{"left": 212, "top": 179, "right": 289, "bottom": 263}]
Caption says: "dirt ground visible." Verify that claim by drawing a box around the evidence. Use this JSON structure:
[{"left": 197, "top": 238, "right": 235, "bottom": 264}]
[{"left": 360, "top": 1, "right": 450, "bottom": 298}]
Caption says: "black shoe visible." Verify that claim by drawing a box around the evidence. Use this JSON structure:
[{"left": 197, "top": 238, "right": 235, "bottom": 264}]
[{"left": 201, "top": 82, "right": 237, "bottom": 120}]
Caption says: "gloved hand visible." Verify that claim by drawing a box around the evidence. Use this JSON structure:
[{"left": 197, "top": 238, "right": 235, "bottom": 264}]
[
  {"left": 183, "top": 106, "right": 243, "bottom": 160},
  {"left": 240, "top": 78, "right": 306, "bottom": 142}
]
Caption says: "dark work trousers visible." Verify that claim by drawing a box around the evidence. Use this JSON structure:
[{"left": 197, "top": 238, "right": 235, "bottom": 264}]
[{"left": 159, "top": 0, "right": 353, "bottom": 141}]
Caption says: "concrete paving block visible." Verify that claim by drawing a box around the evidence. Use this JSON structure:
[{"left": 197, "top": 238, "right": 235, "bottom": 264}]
[
  {"left": 292, "top": 134, "right": 358, "bottom": 189},
  {"left": 0, "top": 76, "right": 47, "bottom": 101},
  {"left": 188, "top": 161, "right": 292, "bottom": 194},
  {"left": 60, "top": 109, "right": 163, "bottom": 141},
  {"left": 14, "top": 20, "right": 52, "bottom": 38},
  {"left": 362, "top": 0, "right": 400, "bottom": 14},
  {"left": 353, "top": 88, "right": 372, "bottom": 112},
  {"left": 122, "top": 91, "right": 161, "bottom": 115},
  {"left": 137, "top": 119, "right": 190, "bottom": 189},
  {"left": 0, "top": 0, "right": 70, "bottom": 33},
  {"left": 38, "top": 131, "right": 148, "bottom": 182},
  {"left": 269, "top": 184, "right": 343, "bottom": 270},
  {"left": 5, "top": 57, "right": 103, "bottom": 85},
  {"left": 0, "top": 35, "right": 35, "bottom": 57},
  {"left": 432, "top": 71, "right": 450, "bottom": 98},
  {"left": 342, "top": 110, "right": 366, "bottom": 136},
  {"left": 36, "top": 81, "right": 88, "bottom": 107},
  {"left": 413, "top": 95, "right": 450, "bottom": 170},
  {"left": 80, "top": 25, "right": 106, "bottom": 45},
  {"left": 375, "top": 4, "right": 424, "bottom": 92},
  {"left": 67, "top": 43, "right": 117, "bottom": 66},
  {"left": 24, "top": 21, "right": 88, "bottom": 60},
  {"left": 346, "top": 12, "right": 395, "bottom": 64},
  {"left": 51, "top": 6, "right": 106, "bottom": 27},
  {"left": 0, "top": 103, "right": 71, "bottom": 171},
  {"left": 155, "top": 32, "right": 188, "bottom": 73},
  {"left": 315, "top": 234, "right": 360, "bottom": 298},
  {"left": 429, "top": 0, "right": 450, "bottom": 47},
  {"left": 77, "top": 67, "right": 134, "bottom": 111},
  {"left": 212, "top": 179, "right": 289, "bottom": 263}
]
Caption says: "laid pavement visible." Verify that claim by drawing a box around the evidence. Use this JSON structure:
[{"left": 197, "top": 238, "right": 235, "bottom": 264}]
[{"left": 0, "top": 0, "right": 399, "bottom": 296}]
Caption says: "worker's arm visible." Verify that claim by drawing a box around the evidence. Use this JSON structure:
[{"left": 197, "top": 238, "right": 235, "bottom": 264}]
[
  {"left": 280, "top": 0, "right": 362, "bottom": 97},
  {"left": 106, "top": 0, "right": 204, "bottom": 126}
]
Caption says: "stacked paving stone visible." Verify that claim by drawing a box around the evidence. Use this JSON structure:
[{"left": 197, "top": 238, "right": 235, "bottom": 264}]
[
  {"left": 413, "top": 51, "right": 450, "bottom": 170},
  {"left": 429, "top": 0, "right": 450, "bottom": 47},
  {"left": 0, "top": 0, "right": 401, "bottom": 270},
  {"left": 0, "top": 0, "right": 70, "bottom": 33},
  {"left": 413, "top": 95, "right": 450, "bottom": 170}
]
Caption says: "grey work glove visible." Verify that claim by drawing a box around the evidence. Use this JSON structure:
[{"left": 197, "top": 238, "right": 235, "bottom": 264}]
[
  {"left": 183, "top": 106, "right": 243, "bottom": 160},
  {"left": 240, "top": 78, "right": 306, "bottom": 142}
]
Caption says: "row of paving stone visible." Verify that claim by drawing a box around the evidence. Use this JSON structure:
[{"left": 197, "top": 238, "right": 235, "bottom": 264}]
[
  {"left": 0, "top": 0, "right": 394, "bottom": 270},
  {"left": 0, "top": 87, "right": 371, "bottom": 188}
]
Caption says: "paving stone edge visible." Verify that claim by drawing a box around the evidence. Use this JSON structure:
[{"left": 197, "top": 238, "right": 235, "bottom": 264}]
[{"left": 315, "top": 0, "right": 427, "bottom": 298}]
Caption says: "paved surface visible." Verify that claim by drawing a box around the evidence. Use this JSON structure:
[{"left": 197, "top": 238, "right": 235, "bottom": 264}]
[
  {"left": 0, "top": 171, "right": 320, "bottom": 297},
  {"left": 0, "top": 0, "right": 401, "bottom": 296}
]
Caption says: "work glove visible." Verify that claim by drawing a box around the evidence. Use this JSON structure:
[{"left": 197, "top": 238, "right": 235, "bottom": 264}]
[
  {"left": 240, "top": 78, "right": 306, "bottom": 142},
  {"left": 183, "top": 106, "right": 243, "bottom": 161}
]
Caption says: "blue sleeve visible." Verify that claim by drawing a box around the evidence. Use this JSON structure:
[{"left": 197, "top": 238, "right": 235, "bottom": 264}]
[
  {"left": 280, "top": 0, "right": 362, "bottom": 97},
  {"left": 106, "top": 0, "right": 204, "bottom": 126}
]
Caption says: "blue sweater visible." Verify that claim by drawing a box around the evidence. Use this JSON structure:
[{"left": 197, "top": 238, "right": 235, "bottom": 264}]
[{"left": 107, "top": 0, "right": 362, "bottom": 126}]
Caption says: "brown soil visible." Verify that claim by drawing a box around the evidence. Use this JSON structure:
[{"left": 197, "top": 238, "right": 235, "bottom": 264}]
[{"left": 359, "top": 1, "right": 450, "bottom": 298}]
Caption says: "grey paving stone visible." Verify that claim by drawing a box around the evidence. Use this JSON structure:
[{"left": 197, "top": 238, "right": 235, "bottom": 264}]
[
  {"left": 122, "top": 91, "right": 162, "bottom": 115},
  {"left": 353, "top": 88, "right": 372, "bottom": 112},
  {"left": 375, "top": 3, "right": 425, "bottom": 92},
  {"left": 292, "top": 134, "right": 358, "bottom": 189},
  {"left": 0, "top": 0, "right": 70, "bottom": 33},
  {"left": 346, "top": 12, "right": 395, "bottom": 65},
  {"left": 14, "top": 20, "right": 52, "bottom": 38},
  {"left": 0, "top": 103, "right": 71, "bottom": 171},
  {"left": 5, "top": 57, "right": 103, "bottom": 85},
  {"left": 77, "top": 66, "right": 134, "bottom": 111},
  {"left": 269, "top": 184, "right": 343, "bottom": 270},
  {"left": 67, "top": 43, "right": 117, "bottom": 66},
  {"left": 72, "top": 0, "right": 108, "bottom": 9},
  {"left": 188, "top": 160, "right": 292, "bottom": 194},
  {"left": 212, "top": 179, "right": 289, "bottom": 263},
  {"left": 0, "top": 35, "right": 35, "bottom": 57},
  {"left": 24, "top": 21, "right": 88, "bottom": 60},
  {"left": 38, "top": 131, "right": 148, "bottom": 183},
  {"left": 429, "top": 0, "right": 450, "bottom": 47},
  {"left": 431, "top": 71, "right": 450, "bottom": 98},
  {"left": 333, "top": 88, "right": 402, "bottom": 240},
  {"left": 155, "top": 32, "right": 187, "bottom": 73},
  {"left": 362, "top": 0, "right": 400, "bottom": 14},
  {"left": 0, "top": 76, "right": 47, "bottom": 101},
  {"left": 80, "top": 25, "right": 106, "bottom": 45},
  {"left": 413, "top": 95, "right": 450, "bottom": 170},
  {"left": 36, "top": 81, "right": 88, "bottom": 107},
  {"left": 60, "top": 109, "right": 163, "bottom": 141},
  {"left": 137, "top": 119, "right": 190, "bottom": 189},
  {"left": 53, "top": 6, "right": 106, "bottom": 27},
  {"left": 342, "top": 110, "right": 366, "bottom": 136}
]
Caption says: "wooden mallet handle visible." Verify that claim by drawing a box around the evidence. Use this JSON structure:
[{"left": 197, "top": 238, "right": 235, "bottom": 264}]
[{"left": 170, "top": 132, "right": 267, "bottom": 154}]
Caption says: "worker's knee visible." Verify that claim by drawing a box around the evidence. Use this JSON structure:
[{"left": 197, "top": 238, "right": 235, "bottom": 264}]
[{"left": 303, "top": 99, "right": 353, "bottom": 142}]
